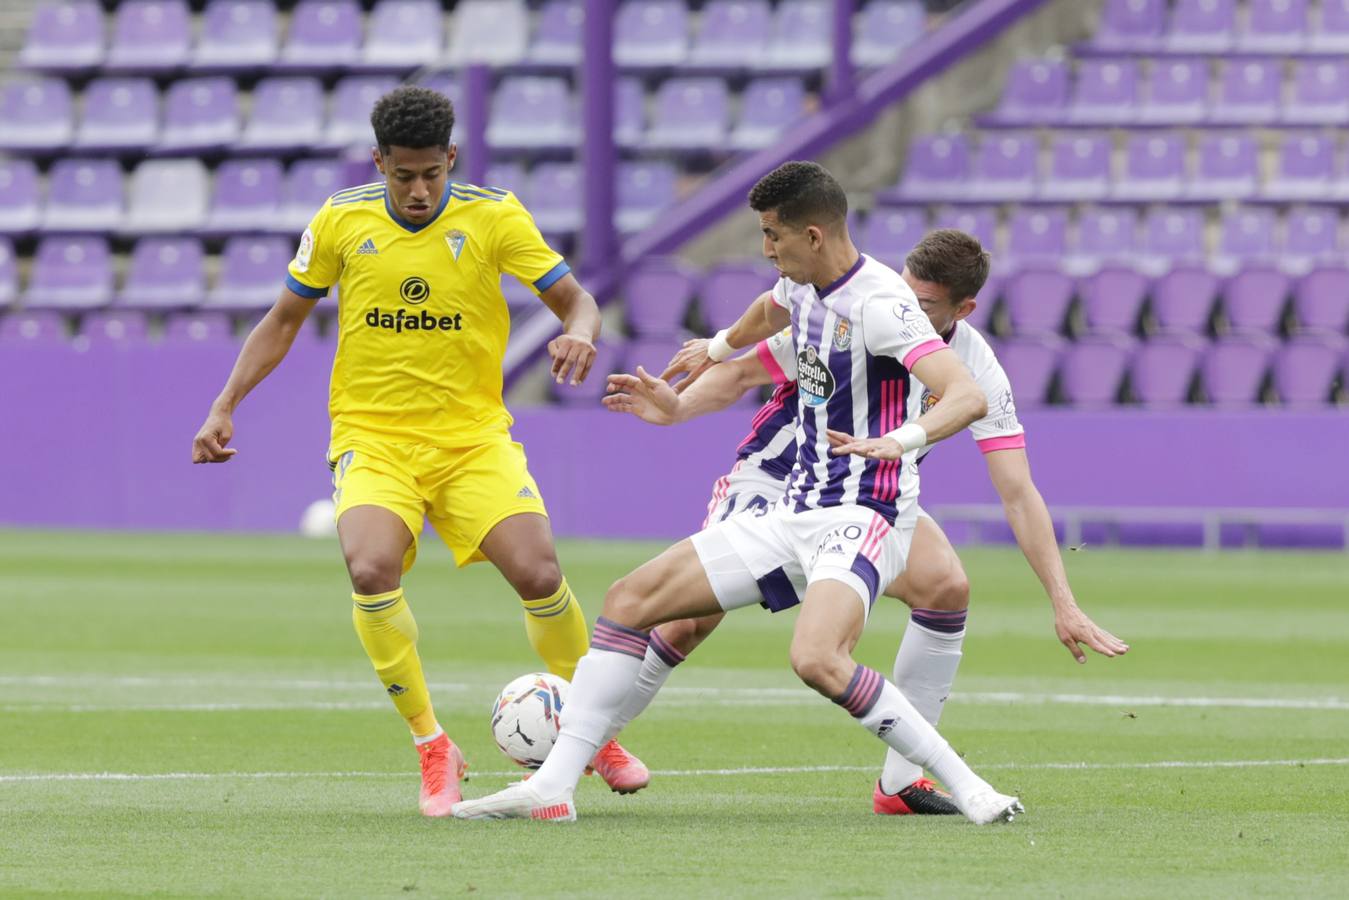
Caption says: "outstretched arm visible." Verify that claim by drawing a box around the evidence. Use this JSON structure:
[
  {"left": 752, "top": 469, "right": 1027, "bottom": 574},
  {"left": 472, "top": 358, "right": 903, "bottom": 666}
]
[
  {"left": 660, "top": 290, "right": 790, "bottom": 390},
  {"left": 604, "top": 350, "right": 776, "bottom": 425},
  {"left": 192, "top": 287, "right": 317, "bottom": 463},
  {"left": 985, "top": 447, "right": 1130, "bottom": 664},
  {"left": 538, "top": 273, "right": 602, "bottom": 386}
]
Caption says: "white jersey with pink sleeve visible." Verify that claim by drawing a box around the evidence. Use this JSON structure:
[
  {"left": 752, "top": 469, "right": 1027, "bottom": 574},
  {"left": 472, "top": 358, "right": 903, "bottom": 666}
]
[
  {"left": 772, "top": 254, "right": 947, "bottom": 525},
  {"left": 909, "top": 320, "right": 1025, "bottom": 462}
]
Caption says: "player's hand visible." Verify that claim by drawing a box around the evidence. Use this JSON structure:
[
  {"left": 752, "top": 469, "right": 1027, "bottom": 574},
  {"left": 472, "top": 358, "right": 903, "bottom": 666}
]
[
  {"left": 1053, "top": 603, "right": 1130, "bottom": 664},
  {"left": 602, "top": 366, "right": 681, "bottom": 425},
  {"left": 826, "top": 429, "right": 905, "bottom": 461},
  {"left": 192, "top": 410, "right": 237, "bottom": 463},
  {"left": 547, "top": 332, "right": 596, "bottom": 386},
  {"left": 659, "top": 337, "right": 715, "bottom": 394}
]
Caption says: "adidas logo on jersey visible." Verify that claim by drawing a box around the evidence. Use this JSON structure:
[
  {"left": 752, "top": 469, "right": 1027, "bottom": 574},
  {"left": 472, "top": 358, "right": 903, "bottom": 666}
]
[
  {"left": 517, "top": 486, "right": 536, "bottom": 498},
  {"left": 357, "top": 239, "right": 378, "bottom": 255}
]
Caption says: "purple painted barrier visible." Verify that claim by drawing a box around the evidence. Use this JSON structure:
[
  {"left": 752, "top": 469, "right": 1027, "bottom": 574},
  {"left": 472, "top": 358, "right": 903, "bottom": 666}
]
[{"left": 2, "top": 341, "right": 1346, "bottom": 536}]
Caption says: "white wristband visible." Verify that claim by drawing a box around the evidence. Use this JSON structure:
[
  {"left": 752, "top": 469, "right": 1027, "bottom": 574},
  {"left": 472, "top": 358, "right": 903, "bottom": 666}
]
[
  {"left": 707, "top": 329, "right": 736, "bottom": 362},
  {"left": 884, "top": 422, "right": 928, "bottom": 453}
]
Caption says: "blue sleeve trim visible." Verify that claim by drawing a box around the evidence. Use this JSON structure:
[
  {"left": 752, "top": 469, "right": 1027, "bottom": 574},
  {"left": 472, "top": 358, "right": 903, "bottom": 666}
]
[
  {"left": 285, "top": 273, "right": 329, "bottom": 299},
  {"left": 533, "top": 260, "right": 571, "bottom": 293}
]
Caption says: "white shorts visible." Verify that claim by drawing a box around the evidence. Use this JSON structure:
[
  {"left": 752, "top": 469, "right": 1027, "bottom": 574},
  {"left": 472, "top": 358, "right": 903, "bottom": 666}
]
[
  {"left": 691, "top": 503, "right": 915, "bottom": 623},
  {"left": 701, "top": 463, "right": 787, "bottom": 529}
]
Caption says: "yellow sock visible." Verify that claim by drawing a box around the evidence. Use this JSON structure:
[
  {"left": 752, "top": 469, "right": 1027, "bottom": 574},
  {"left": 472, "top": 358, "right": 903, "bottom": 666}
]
[
  {"left": 520, "top": 578, "right": 589, "bottom": 682},
  {"left": 352, "top": 588, "right": 438, "bottom": 738}
]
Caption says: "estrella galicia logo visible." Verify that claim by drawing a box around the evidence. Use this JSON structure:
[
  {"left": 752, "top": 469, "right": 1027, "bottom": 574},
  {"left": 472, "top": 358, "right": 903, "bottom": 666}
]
[
  {"left": 796, "top": 345, "right": 836, "bottom": 407},
  {"left": 400, "top": 276, "right": 430, "bottom": 305}
]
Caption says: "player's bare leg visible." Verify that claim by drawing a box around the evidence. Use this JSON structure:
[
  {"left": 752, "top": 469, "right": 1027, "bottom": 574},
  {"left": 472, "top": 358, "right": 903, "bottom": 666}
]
[
  {"left": 791, "top": 578, "right": 1019, "bottom": 825},
  {"left": 478, "top": 511, "right": 649, "bottom": 794},
  {"left": 452, "top": 540, "right": 724, "bottom": 821},
  {"left": 874, "top": 516, "right": 969, "bottom": 815},
  {"left": 339, "top": 505, "right": 465, "bottom": 816}
]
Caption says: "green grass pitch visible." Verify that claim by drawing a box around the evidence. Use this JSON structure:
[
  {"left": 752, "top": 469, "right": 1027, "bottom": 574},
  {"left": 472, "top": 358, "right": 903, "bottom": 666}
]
[{"left": 2, "top": 529, "right": 1347, "bottom": 898}]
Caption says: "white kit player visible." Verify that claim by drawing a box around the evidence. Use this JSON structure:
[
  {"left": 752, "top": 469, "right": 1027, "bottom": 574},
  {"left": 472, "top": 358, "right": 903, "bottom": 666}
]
[
  {"left": 454, "top": 162, "right": 1024, "bottom": 825},
  {"left": 602, "top": 229, "right": 1129, "bottom": 816}
]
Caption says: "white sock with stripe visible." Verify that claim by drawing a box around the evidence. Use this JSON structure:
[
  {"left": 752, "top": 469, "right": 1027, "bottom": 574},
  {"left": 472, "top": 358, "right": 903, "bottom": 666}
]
[{"left": 879, "top": 610, "right": 967, "bottom": 793}]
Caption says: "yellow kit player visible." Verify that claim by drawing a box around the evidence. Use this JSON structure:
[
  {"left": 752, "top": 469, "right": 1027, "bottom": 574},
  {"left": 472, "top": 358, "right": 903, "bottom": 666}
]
[{"left": 191, "top": 86, "right": 648, "bottom": 816}]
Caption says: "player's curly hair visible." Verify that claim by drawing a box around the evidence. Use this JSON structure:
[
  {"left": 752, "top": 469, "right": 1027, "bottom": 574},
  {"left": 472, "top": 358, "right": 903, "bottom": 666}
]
[
  {"left": 904, "top": 229, "right": 991, "bottom": 303},
  {"left": 370, "top": 85, "right": 455, "bottom": 152},
  {"left": 747, "top": 161, "right": 848, "bottom": 230}
]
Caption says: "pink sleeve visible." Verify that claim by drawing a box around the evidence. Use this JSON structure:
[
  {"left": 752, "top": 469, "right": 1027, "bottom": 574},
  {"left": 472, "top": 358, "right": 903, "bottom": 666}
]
[
  {"left": 977, "top": 434, "right": 1027, "bottom": 454},
  {"left": 756, "top": 339, "right": 789, "bottom": 385},
  {"left": 902, "top": 339, "right": 949, "bottom": 371}
]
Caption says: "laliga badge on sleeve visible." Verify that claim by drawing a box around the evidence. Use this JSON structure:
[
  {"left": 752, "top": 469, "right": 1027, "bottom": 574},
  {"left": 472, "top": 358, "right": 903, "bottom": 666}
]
[
  {"left": 446, "top": 230, "right": 467, "bottom": 261},
  {"left": 294, "top": 227, "right": 314, "bottom": 272}
]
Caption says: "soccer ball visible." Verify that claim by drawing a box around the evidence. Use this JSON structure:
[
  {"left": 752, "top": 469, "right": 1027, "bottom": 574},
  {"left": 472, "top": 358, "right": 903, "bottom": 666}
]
[{"left": 490, "top": 672, "right": 569, "bottom": 769}]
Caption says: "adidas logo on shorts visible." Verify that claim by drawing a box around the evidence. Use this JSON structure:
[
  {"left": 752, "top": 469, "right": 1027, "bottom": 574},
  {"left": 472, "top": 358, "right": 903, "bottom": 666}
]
[{"left": 357, "top": 238, "right": 378, "bottom": 255}]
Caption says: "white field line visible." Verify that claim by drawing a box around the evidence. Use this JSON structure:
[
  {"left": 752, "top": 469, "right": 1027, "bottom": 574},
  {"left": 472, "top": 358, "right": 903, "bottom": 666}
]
[{"left": 3, "top": 758, "right": 1349, "bottom": 785}]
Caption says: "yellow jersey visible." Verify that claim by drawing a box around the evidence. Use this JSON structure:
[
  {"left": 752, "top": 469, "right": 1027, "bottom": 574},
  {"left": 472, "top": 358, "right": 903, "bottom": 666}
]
[{"left": 285, "top": 180, "right": 569, "bottom": 451}]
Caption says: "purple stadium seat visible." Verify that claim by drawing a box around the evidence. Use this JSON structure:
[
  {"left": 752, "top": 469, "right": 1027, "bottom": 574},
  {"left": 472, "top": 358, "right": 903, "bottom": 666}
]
[
  {"left": 280, "top": 159, "right": 351, "bottom": 233},
  {"left": 1310, "top": 0, "right": 1349, "bottom": 52},
  {"left": 1138, "top": 207, "right": 1206, "bottom": 275},
  {"left": 852, "top": 1, "right": 925, "bottom": 67},
  {"left": 1222, "top": 265, "right": 1290, "bottom": 335},
  {"left": 41, "top": 158, "right": 124, "bottom": 234},
  {"left": 1238, "top": 0, "right": 1307, "bottom": 53},
  {"left": 730, "top": 78, "right": 805, "bottom": 151},
  {"left": 690, "top": 0, "right": 772, "bottom": 66},
  {"left": 617, "top": 162, "right": 678, "bottom": 232},
  {"left": 1004, "top": 207, "right": 1069, "bottom": 270},
  {"left": 447, "top": 0, "right": 529, "bottom": 66},
  {"left": 1070, "top": 59, "right": 1140, "bottom": 125},
  {"left": 21, "top": 237, "right": 114, "bottom": 309},
  {"left": 206, "top": 237, "right": 294, "bottom": 309},
  {"left": 0, "top": 239, "right": 15, "bottom": 306},
  {"left": 764, "top": 0, "right": 832, "bottom": 69},
  {"left": 164, "top": 311, "right": 234, "bottom": 342},
  {"left": 1092, "top": 0, "right": 1166, "bottom": 50},
  {"left": 988, "top": 59, "right": 1069, "bottom": 125},
  {"left": 0, "top": 310, "right": 67, "bottom": 342},
  {"left": 105, "top": 0, "right": 191, "bottom": 72},
  {"left": 1273, "top": 333, "right": 1345, "bottom": 407},
  {"left": 699, "top": 262, "right": 776, "bottom": 331},
  {"left": 74, "top": 78, "right": 159, "bottom": 153},
  {"left": 551, "top": 340, "right": 623, "bottom": 406},
  {"left": 1283, "top": 207, "right": 1342, "bottom": 274},
  {"left": 116, "top": 237, "right": 207, "bottom": 308},
  {"left": 1069, "top": 206, "right": 1139, "bottom": 273},
  {"left": 0, "top": 78, "right": 73, "bottom": 152},
  {"left": 615, "top": 78, "right": 646, "bottom": 148},
  {"left": 1002, "top": 267, "right": 1074, "bottom": 336},
  {"left": 124, "top": 159, "right": 210, "bottom": 233},
  {"left": 1151, "top": 264, "right": 1218, "bottom": 334},
  {"left": 1211, "top": 206, "right": 1277, "bottom": 275},
  {"left": 482, "top": 162, "right": 526, "bottom": 197},
  {"left": 417, "top": 72, "right": 462, "bottom": 117},
  {"left": 893, "top": 135, "right": 970, "bottom": 202},
  {"left": 1186, "top": 133, "right": 1257, "bottom": 201},
  {"left": 487, "top": 77, "right": 576, "bottom": 151},
  {"left": 932, "top": 205, "right": 998, "bottom": 250},
  {"left": 860, "top": 206, "right": 926, "bottom": 269},
  {"left": 1283, "top": 60, "right": 1349, "bottom": 126},
  {"left": 204, "top": 158, "right": 284, "bottom": 235},
  {"left": 1261, "top": 133, "right": 1336, "bottom": 202},
  {"left": 1113, "top": 133, "right": 1186, "bottom": 201},
  {"left": 624, "top": 336, "right": 692, "bottom": 379},
  {"left": 530, "top": 0, "right": 584, "bottom": 66},
  {"left": 1139, "top": 57, "right": 1209, "bottom": 125},
  {"left": 1201, "top": 335, "right": 1275, "bottom": 406},
  {"left": 614, "top": 0, "right": 690, "bottom": 68},
  {"left": 1293, "top": 266, "right": 1349, "bottom": 333},
  {"left": 361, "top": 0, "right": 442, "bottom": 70},
  {"left": 624, "top": 259, "right": 697, "bottom": 336},
  {"left": 1131, "top": 334, "right": 1204, "bottom": 407},
  {"left": 237, "top": 77, "right": 325, "bottom": 153},
  {"left": 82, "top": 310, "right": 150, "bottom": 344},
  {"left": 646, "top": 78, "right": 730, "bottom": 151},
  {"left": 1078, "top": 265, "right": 1148, "bottom": 335},
  {"left": 1210, "top": 59, "right": 1281, "bottom": 125},
  {"left": 19, "top": 0, "right": 104, "bottom": 72},
  {"left": 0, "top": 159, "right": 42, "bottom": 235},
  {"left": 528, "top": 163, "right": 582, "bottom": 233},
  {"left": 1060, "top": 334, "right": 1135, "bottom": 407},
  {"left": 323, "top": 76, "right": 398, "bottom": 150},
  {"left": 1039, "top": 132, "right": 1111, "bottom": 202},
  {"left": 1166, "top": 0, "right": 1236, "bottom": 52},
  {"left": 995, "top": 336, "right": 1062, "bottom": 408},
  {"left": 278, "top": 0, "right": 362, "bottom": 72},
  {"left": 157, "top": 77, "right": 239, "bottom": 154},
  {"left": 192, "top": 0, "right": 279, "bottom": 72},
  {"left": 966, "top": 133, "right": 1039, "bottom": 202}
]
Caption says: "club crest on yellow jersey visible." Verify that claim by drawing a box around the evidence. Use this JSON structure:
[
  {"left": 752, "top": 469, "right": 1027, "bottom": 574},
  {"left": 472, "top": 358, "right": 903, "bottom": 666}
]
[{"left": 446, "top": 230, "right": 467, "bottom": 260}]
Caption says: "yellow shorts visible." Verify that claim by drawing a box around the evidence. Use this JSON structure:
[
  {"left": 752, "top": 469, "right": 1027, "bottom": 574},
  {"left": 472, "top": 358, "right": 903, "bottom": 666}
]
[{"left": 329, "top": 436, "right": 548, "bottom": 570}]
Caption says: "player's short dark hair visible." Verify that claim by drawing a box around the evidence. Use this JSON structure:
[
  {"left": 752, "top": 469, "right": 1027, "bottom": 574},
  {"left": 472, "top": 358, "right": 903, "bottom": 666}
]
[
  {"left": 747, "top": 161, "right": 848, "bottom": 230},
  {"left": 370, "top": 85, "right": 455, "bottom": 153},
  {"left": 904, "top": 229, "right": 991, "bottom": 302}
]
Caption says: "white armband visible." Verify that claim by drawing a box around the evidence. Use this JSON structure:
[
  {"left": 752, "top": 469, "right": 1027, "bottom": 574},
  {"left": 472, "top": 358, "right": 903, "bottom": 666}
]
[
  {"left": 884, "top": 422, "right": 928, "bottom": 453},
  {"left": 707, "top": 328, "right": 736, "bottom": 362}
]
